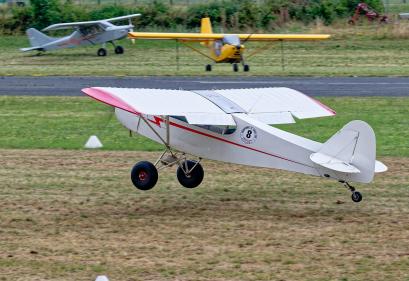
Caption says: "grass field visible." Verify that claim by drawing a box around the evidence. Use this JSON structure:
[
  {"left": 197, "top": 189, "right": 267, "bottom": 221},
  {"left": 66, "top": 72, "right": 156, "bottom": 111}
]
[
  {"left": 0, "top": 149, "right": 408, "bottom": 281},
  {"left": 0, "top": 96, "right": 408, "bottom": 156},
  {"left": 3, "top": 23, "right": 409, "bottom": 76}
]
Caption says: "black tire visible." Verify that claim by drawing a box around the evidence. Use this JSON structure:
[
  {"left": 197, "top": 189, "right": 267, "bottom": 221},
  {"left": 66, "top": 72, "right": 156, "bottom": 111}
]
[
  {"left": 177, "top": 160, "right": 204, "bottom": 188},
  {"left": 205, "top": 64, "right": 212, "bottom": 72},
  {"left": 115, "top": 45, "right": 124, "bottom": 54},
  {"left": 351, "top": 191, "right": 362, "bottom": 203},
  {"left": 233, "top": 63, "right": 239, "bottom": 72},
  {"left": 243, "top": 64, "right": 250, "bottom": 72},
  {"left": 97, "top": 48, "right": 107, "bottom": 56},
  {"left": 131, "top": 161, "right": 158, "bottom": 191}
]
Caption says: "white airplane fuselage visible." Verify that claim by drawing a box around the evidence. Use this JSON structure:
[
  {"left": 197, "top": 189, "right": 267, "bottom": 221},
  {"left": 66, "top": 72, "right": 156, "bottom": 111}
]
[
  {"left": 41, "top": 25, "right": 131, "bottom": 51},
  {"left": 115, "top": 108, "right": 374, "bottom": 184}
]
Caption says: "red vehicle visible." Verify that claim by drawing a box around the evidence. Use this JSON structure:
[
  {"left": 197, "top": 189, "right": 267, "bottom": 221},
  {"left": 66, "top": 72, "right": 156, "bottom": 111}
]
[{"left": 348, "top": 2, "right": 388, "bottom": 25}]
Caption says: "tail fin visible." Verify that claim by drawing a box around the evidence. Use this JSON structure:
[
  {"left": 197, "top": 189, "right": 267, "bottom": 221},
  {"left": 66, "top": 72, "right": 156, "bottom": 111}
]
[
  {"left": 200, "top": 17, "right": 213, "bottom": 34},
  {"left": 26, "top": 28, "right": 54, "bottom": 47},
  {"left": 200, "top": 17, "right": 213, "bottom": 47},
  {"left": 310, "top": 120, "right": 387, "bottom": 183}
]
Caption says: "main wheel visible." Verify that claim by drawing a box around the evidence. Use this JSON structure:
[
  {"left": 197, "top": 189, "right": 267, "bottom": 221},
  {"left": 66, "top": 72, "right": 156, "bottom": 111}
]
[
  {"left": 351, "top": 191, "right": 362, "bottom": 203},
  {"left": 177, "top": 160, "right": 204, "bottom": 188},
  {"left": 243, "top": 64, "right": 250, "bottom": 72},
  {"left": 205, "top": 64, "right": 212, "bottom": 72},
  {"left": 97, "top": 48, "right": 107, "bottom": 56},
  {"left": 131, "top": 161, "right": 158, "bottom": 191},
  {"left": 115, "top": 45, "right": 124, "bottom": 54},
  {"left": 233, "top": 63, "right": 239, "bottom": 72}
]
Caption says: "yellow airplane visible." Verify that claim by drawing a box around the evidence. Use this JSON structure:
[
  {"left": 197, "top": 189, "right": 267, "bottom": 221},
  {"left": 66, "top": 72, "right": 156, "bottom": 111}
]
[{"left": 128, "top": 18, "right": 330, "bottom": 72}]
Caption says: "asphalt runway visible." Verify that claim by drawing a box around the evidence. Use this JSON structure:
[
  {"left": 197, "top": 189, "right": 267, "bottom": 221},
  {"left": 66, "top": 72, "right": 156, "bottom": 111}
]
[{"left": 1, "top": 76, "right": 409, "bottom": 96}]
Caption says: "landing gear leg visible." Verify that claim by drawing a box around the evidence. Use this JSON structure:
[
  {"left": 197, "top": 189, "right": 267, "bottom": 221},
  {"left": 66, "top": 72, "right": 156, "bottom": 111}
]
[{"left": 342, "top": 181, "right": 363, "bottom": 203}]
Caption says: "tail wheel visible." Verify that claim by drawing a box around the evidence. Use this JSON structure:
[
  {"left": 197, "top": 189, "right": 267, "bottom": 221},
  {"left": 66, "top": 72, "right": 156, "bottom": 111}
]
[
  {"left": 351, "top": 191, "right": 363, "bottom": 203},
  {"left": 115, "top": 45, "right": 124, "bottom": 54},
  {"left": 177, "top": 160, "right": 204, "bottom": 188},
  {"left": 131, "top": 161, "right": 158, "bottom": 190},
  {"left": 97, "top": 48, "right": 107, "bottom": 56},
  {"left": 233, "top": 63, "right": 239, "bottom": 72}
]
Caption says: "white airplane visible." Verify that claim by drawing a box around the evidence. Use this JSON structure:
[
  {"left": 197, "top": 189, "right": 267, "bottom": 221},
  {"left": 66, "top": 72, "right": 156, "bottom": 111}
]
[
  {"left": 21, "top": 14, "right": 140, "bottom": 56},
  {"left": 82, "top": 87, "right": 387, "bottom": 202}
]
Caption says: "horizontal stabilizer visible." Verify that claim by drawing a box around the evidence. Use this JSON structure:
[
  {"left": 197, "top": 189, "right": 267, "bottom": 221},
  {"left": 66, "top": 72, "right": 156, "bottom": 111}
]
[
  {"left": 20, "top": 46, "right": 43, "bottom": 52},
  {"left": 310, "top": 152, "right": 360, "bottom": 174},
  {"left": 375, "top": 160, "right": 388, "bottom": 173}
]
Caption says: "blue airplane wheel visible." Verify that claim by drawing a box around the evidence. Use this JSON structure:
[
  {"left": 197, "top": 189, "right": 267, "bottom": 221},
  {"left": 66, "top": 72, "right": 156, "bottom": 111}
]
[
  {"left": 177, "top": 160, "right": 204, "bottom": 188},
  {"left": 131, "top": 161, "right": 158, "bottom": 191},
  {"left": 97, "top": 48, "right": 107, "bottom": 57}
]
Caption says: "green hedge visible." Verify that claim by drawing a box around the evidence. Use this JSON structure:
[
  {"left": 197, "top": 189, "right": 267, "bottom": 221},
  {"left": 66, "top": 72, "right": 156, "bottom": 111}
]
[{"left": 0, "top": 0, "right": 384, "bottom": 34}]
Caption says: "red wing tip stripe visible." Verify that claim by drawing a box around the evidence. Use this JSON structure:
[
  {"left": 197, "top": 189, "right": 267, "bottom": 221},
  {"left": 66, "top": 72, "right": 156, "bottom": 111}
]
[
  {"left": 306, "top": 95, "right": 336, "bottom": 115},
  {"left": 82, "top": 87, "right": 140, "bottom": 115}
]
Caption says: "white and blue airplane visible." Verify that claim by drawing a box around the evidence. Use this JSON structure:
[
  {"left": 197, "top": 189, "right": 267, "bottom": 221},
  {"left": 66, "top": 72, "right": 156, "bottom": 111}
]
[{"left": 21, "top": 14, "right": 140, "bottom": 56}]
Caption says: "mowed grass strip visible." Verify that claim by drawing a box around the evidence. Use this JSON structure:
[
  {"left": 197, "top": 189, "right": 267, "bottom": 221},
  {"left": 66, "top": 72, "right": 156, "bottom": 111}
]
[
  {"left": 0, "top": 96, "right": 408, "bottom": 156},
  {"left": 0, "top": 149, "right": 408, "bottom": 281},
  {"left": 3, "top": 25, "right": 409, "bottom": 76}
]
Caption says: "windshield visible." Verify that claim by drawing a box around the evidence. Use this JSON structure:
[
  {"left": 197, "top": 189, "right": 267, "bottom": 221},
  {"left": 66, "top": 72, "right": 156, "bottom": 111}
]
[{"left": 222, "top": 35, "right": 240, "bottom": 46}]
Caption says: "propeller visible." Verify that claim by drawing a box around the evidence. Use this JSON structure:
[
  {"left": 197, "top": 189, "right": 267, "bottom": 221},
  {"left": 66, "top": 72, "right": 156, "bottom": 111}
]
[{"left": 128, "top": 18, "right": 135, "bottom": 44}]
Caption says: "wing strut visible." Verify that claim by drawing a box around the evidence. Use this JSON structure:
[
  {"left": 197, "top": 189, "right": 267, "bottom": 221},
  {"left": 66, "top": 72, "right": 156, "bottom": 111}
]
[{"left": 180, "top": 41, "right": 215, "bottom": 62}]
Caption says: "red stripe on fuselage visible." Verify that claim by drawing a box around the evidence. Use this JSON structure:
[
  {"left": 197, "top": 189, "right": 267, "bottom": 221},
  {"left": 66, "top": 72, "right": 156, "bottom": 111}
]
[{"left": 152, "top": 116, "right": 308, "bottom": 167}]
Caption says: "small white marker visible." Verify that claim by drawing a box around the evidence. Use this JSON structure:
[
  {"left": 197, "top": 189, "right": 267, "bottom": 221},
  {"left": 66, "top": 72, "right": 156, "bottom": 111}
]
[
  {"left": 85, "top": 135, "right": 103, "bottom": 149},
  {"left": 95, "top": 276, "right": 109, "bottom": 281}
]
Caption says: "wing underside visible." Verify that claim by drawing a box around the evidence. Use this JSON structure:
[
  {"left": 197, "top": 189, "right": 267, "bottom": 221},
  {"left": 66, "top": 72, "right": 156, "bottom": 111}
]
[{"left": 82, "top": 87, "right": 335, "bottom": 126}]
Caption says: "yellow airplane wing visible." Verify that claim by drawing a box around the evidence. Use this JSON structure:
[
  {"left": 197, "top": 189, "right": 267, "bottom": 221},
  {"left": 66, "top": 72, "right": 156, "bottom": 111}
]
[
  {"left": 128, "top": 32, "right": 224, "bottom": 41},
  {"left": 237, "top": 34, "right": 331, "bottom": 41},
  {"left": 128, "top": 32, "right": 330, "bottom": 42}
]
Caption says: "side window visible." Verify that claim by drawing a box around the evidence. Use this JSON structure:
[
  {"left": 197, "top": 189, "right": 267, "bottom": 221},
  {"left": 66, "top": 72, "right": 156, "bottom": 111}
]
[{"left": 171, "top": 116, "right": 236, "bottom": 135}]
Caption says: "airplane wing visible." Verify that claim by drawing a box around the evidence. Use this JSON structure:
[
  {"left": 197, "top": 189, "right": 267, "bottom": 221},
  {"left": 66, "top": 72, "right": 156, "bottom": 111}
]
[
  {"left": 105, "top": 14, "right": 141, "bottom": 22},
  {"left": 82, "top": 87, "right": 236, "bottom": 125},
  {"left": 42, "top": 14, "right": 140, "bottom": 31},
  {"left": 128, "top": 32, "right": 329, "bottom": 41},
  {"left": 82, "top": 87, "right": 335, "bottom": 126},
  {"left": 43, "top": 21, "right": 106, "bottom": 31},
  {"left": 211, "top": 87, "right": 335, "bottom": 124},
  {"left": 237, "top": 34, "right": 330, "bottom": 41}
]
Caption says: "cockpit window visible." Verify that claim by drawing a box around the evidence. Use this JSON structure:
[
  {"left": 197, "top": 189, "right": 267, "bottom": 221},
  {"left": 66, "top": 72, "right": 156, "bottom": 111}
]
[
  {"left": 222, "top": 35, "right": 240, "bottom": 46},
  {"left": 171, "top": 116, "right": 236, "bottom": 135}
]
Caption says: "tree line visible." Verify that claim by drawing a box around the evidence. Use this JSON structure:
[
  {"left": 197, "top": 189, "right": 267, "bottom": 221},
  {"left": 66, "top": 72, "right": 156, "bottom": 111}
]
[{"left": 0, "top": 0, "right": 384, "bottom": 34}]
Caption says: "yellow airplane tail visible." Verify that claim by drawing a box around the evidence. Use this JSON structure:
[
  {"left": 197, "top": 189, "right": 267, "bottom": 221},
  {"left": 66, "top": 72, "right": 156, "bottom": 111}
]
[
  {"left": 200, "top": 17, "right": 213, "bottom": 47},
  {"left": 201, "top": 17, "right": 213, "bottom": 34}
]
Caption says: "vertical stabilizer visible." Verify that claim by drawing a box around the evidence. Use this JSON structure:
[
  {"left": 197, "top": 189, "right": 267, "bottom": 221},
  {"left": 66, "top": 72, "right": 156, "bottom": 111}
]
[
  {"left": 200, "top": 17, "right": 213, "bottom": 34},
  {"left": 310, "top": 120, "right": 386, "bottom": 183},
  {"left": 26, "top": 28, "right": 54, "bottom": 47},
  {"left": 200, "top": 17, "right": 213, "bottom": 47}
]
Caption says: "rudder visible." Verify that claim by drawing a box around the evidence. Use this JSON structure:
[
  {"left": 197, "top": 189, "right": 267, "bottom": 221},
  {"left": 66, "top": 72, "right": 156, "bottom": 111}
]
[{"left": 26, "top": 28, "right": 54, "bottom": 47}]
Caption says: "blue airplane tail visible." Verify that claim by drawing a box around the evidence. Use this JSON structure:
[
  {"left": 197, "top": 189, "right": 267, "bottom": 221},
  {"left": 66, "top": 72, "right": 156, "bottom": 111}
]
[{"left": 26, "top": 28, "right": 54, "bottom": 47}]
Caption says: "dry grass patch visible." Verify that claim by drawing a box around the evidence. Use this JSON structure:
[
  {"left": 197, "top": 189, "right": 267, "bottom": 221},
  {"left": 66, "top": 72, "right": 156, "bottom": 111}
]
[{"left": 0, "top": 149, "right": 408, "bottom": 281}]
